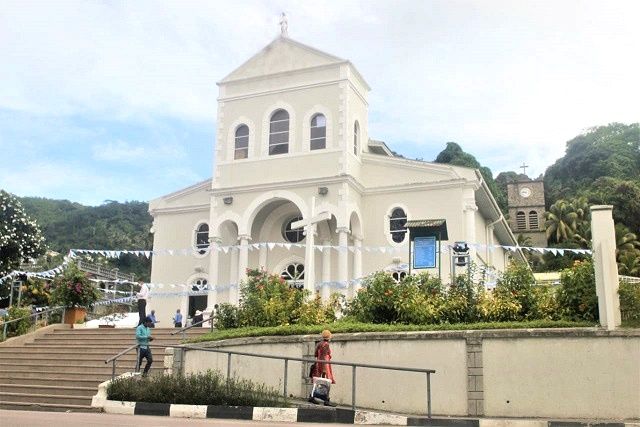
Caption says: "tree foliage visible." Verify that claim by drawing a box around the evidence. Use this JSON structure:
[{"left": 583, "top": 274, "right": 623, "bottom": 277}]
[
  {"left": 434, "top": 142, "right": 508, "bottom": 212},
  {"left": 0, "top": 190, "right": 46, "bottom": 276},
  {"left": 18, "top": 197, "right": 152, "bottom": 280}
]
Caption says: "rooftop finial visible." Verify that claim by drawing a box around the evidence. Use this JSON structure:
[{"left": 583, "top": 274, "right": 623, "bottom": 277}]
[{"left": 279, "top": 12, "right": 288, "bottom": 38}]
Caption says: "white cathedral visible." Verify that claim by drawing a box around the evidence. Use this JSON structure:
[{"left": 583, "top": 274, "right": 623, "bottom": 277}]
[{"left": 148, "top": 31, "right": 523, "bottom": 324}]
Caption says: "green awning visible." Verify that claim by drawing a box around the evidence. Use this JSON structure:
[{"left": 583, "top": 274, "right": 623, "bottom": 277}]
[{"left": 405, "top": 219, "right": 448, "bottom": 240}]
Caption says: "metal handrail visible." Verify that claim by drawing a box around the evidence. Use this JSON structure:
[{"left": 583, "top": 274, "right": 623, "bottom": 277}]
[
  {"left": 105, "top": 343, "right": 172, "bottom": 380},
  {"left": 170, "top": 316, "right": 214, "bottom": 337},
  {"left": 181, "top": 345, "right": 435, "bottom": 417},
  {"left": 1, "top": 305, "right": 66, "bottom": 341}
]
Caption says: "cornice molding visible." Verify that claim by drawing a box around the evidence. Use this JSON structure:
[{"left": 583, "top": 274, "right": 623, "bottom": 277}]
[{"left": 149, "top": 204, "right": 211, "bottom": 216}]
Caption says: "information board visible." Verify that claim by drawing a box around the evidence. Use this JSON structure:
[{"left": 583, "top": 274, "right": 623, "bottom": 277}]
[{"left": 413, "top": 236, "right": 437, "bottom": 269}]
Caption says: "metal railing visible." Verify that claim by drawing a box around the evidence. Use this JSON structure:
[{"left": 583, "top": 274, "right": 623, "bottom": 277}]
[
  {"left": 170, "top": 315, "right": 214, "bottom": 339},
  {"left": 1, "top": 306, "right": 65, "bottom": 341},
  {"left": 77, "top": 259, "right": 136, "bottom": 282},
  {"left": 105, "top": 344, "right": 170, "bottom": 380},
  {"left": 181, "top": 345, "right": 436, "bottom": 417}
]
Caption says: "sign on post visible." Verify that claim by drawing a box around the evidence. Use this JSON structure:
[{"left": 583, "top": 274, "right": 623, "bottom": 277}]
[{"left": 413, "top": 237, "right": 437, "bottom": 269}]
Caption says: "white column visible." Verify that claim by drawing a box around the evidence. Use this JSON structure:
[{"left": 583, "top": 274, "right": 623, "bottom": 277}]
[
  {"left": 238, "top": 234, "right": 251, "bottom": 288},
  {"left": 321, "top": 239, "right": 332, "bottom": 301},
  {"left": 353, "top": 236, "right": 363, "bottom": 294},
  {"left": 590, "top": 205, "right": 621, "bottom": 330},
  {"left": 303, "top": 225, "right": 317, "bottom": 297},
  {"left": 337, "top": 227, "right": 350, "bottom": 295},
  {"left": 259, "top": 244, "right": 267, "bottom": 270},
  {"left": 464, "top": 198, "right": 478, "bottom": 259},
  {"left": 228, "top": 246, "right": 239, "bottom": 305},
  {"left": 208, "top": 237, "right": 221, "bottom": 308}
]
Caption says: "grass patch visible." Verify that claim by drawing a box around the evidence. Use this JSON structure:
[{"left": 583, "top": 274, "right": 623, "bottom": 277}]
[
  {"left": 621, "top": 319, "right": 640, "bottom": 328},
  {"left": 107, "top": 370, "right": 289, "bottom": 407},
  {"left": 186, "top": 319, "right": 594, "bottom": 344}
]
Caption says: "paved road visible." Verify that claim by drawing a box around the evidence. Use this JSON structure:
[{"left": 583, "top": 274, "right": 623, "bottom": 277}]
[{"left": 0, "top": 409, "right": 362, "bottom": 427}]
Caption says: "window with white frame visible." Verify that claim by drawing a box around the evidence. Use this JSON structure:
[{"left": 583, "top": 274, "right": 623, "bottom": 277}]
[
  {"left": 195, "top": 223, "right": 210, "bottom": 254},
  {"left": 353, "top": 121, "right": 360, "bottom": 155},
  {"left": 282, "top": 216, "right": 305, "bottom": 243},
  {"left": 234, "top": 125, "right": 249, "bottom": 159},
  {"left": 310, "top": 114, "right": 326, "bottom": 150},
  {"left": 269, "top": 109, "right": 289, "bottom": 155},
  {"left": 389, "top": 208, "right": 407, "bottom": 243},
  {"left": 281, "top": 263, "right": 304, "bottom": 289}
]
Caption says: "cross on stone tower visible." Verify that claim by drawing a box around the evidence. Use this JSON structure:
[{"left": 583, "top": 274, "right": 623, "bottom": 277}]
[{"left": 520, "top": 162, "right": 528, "bottom": 175}]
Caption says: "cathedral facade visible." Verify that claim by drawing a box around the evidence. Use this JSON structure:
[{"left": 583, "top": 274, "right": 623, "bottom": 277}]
[{"left": 148, "top": 35, "right": 523, "bottom": 324}]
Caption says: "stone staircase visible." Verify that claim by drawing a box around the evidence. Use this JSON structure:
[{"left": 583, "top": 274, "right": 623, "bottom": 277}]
[{"left": 0, "top": 325, "right": 208, "bottom": 412}]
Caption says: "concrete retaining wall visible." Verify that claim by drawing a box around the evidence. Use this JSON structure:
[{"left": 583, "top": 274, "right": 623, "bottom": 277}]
[{"left": 179, "top": 328, "right": 640, "bottom": 420}]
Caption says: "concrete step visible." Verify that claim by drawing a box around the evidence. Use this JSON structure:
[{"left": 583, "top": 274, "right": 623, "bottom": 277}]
[
  {"left": 0, "top": 400, "right": 100, "bottom": 412},
  {"left": 0, "top": 364, "right": 163, "bottom": 375},
  {"left": 0, "top": 376, "right": 102, "bottom": 388},
  {"left": 0, "top": 346, "right": 141, "bottom": 354},
  {"left": 31, "top": 337, "right": 181, "bottom": 344},
  {"left": 0, "top": 383, "right": 96, "bottom": 397},
  {"left": 0, "top": 356, "right": 138, "bottom": 366},
  {"left": 0, "top": 352, "right": 140, "bottom": 362},
  {"left": 51, "top": 328, "right": 208, "bottom": 335},
  {"left": 0, "top": 391, "right": 91, "bottom": 406},
  {"left": 0, "top": 370, "right": 114, "bottom": 381}
]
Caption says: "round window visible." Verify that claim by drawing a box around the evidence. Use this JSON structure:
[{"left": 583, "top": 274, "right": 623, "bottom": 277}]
[{"left": 282, "top": 216, "right": 305, "bottom": 243}]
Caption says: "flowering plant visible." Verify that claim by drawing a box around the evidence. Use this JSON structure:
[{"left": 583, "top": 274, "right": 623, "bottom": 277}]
[{"left": 50, "top": 263, "right": 101, "bottom": 308}]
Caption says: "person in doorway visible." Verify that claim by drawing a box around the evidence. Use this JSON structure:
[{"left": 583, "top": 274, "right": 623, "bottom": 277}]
[
  {"left": 173, "top": 309, "right": 183, "bottom": 328},
  {"left": 136, "top": 282, "right": 150, "bottom": 326},
  {"left": 135, "top": 316, "right": 154, "bottom": 376},
  {"left": 148, "top": 310, "right": 158, "bottom": 328},
  {"left": 310, "top": 329, "right": 335, "bottom": 383},
  {"left": 193, "top": 310, "right": 204, "bottom": 326}
]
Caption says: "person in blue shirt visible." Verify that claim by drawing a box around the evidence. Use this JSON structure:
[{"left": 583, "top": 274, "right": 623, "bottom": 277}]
[
  {"left": 173, "top": 309, "right": 183, "bottom": 328},
  {"left": 149, "top": 310, "right": 158, "bottom": 328},
  {"left": 135, "top": 316, "right": 154, "bottom": 376}
]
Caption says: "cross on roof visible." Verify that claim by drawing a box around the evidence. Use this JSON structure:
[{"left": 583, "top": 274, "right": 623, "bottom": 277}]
[{"left": 520, "top": 162, "right": 528, "bottom": 175}]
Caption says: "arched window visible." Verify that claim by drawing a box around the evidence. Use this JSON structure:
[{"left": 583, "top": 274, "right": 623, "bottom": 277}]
[
  {"left": 281, "top": 263, "right": 304, "bottom": 290},
  {"left": 389, "top": 208, "right": 407, "bottom": 243},
  {"left": 189, "top": 278, "right": 208, "bottom": 317},
  {"left": 310, "top": 114, "right": 326, "bottom": 150},
  {"left": 353, "top": 121, "right": 360, "bottom": 155},
  {"left": 269, "top": 109, "right": 289, "bottom": 155},
  {"left": 529, "top": 211, "right": 539, "bottom": 230},
  {"left": 234, "top": 125, "right": 249, "bottom": 159},
  {"left": 282, "top": 216, "right": 305, "bottom": 243},
  {"left": 195, "top": 223, "right": 210, "bottom": 254},
  {"left": 516, "top": 211, "right": 526, "bottom": 230}
]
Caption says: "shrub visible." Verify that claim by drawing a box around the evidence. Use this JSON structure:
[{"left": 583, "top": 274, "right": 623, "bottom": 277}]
[
  {"left": 442, "top": 273, "right": 484, "bottom": 323},
  {"left": 238, "top": 269, "right": 306, "bottom": 327},
  {"left": 50, "top": 263, "right": 100, "bottom": 308},
  {"left": 3, "top": 306, "right": 32, "bottom": 338},
  {"left": 478, "top": 290, "right": 521, "bottom": 322},
  {"left": 556, "top": 260, "right": 598, "bottom": 321},
  {"left": 20, "top": 278, "right": 51, "bottom": 307},
  {"left": 107, "top": 370, "right": 288, "bottom": 407},
  {"left": 214, "top": 303, "right": 239, "bottom": 329},
  {"left": 619, "top": 280, "right": 640, "bottom": 321},
  {"left": 494, "top": 262, "right": 538, "bottom": 320},
  {"left": 346, "top": 272, "right": 400, "bottom": 323}
]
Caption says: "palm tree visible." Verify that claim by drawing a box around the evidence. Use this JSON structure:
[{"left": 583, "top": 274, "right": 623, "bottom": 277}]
[
  {"left": 615, "top": 223, "right": 640, "bottom": 255},
  {"left": 617, "top": 250, "right": 640, "bottom": 277},
  {"left": 544, "top": 200, "right": 578, "bottom": 244}
]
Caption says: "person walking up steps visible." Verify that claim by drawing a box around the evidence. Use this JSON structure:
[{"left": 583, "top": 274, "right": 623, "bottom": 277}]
[{"left": 136, "top": 316, "right": 154, "bottom": 376}]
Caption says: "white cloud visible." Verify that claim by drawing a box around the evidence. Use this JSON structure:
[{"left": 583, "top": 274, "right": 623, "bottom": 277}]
[
  {"left": 92, "top": 140, "right": 187, "bottom": 164},
  {"left": 1, "top": 0, "right": 639, "bottom": 201}
]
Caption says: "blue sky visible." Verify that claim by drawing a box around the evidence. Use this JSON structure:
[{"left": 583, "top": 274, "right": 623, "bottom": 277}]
[{"left": 1, "top": 0, "right": 639, "bottom": 205}]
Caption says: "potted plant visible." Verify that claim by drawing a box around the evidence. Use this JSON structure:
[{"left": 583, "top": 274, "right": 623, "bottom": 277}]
[
  {"left": 50, "top": 263, "right": 101, "bottom": 325},
  {"left": 99, "top": 304, "right": 128, "bottom": 328}
]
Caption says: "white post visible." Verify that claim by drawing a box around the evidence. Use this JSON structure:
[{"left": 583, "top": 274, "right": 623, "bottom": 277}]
[
  {"left": 321, "top": 239, "right": 332, "bottom": 301},
  {"left": 259, "top": 244, "right": 267, "bottom": 270},
  {"left": 590, "top": 205, "right": 621, "bottom": 330},
  {"left": 237, "top": 235, "right": 251, "bottom": 305},
  {"left": 464, "top": 196, "right": 477, "bottom": 260},
  {"left": 337, "top": 227, "right": 350, "bottom": 294}
]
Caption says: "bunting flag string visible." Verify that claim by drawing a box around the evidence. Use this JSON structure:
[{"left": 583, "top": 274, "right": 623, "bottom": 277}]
[
  {"left": 0, "top": 251, "right": 77, "bottom": 285},
  {"left": 69, "top": 241, "right": 592, "bottom": 259}
]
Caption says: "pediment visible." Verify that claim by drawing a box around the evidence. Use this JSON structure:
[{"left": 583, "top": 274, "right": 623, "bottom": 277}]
[{"left": 220, "top": 37, "right": 344, "bottom": 83}]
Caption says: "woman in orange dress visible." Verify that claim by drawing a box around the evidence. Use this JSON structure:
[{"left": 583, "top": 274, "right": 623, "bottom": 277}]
[{"left": 310, "top": 329, "right": 335, "bottom": 383}]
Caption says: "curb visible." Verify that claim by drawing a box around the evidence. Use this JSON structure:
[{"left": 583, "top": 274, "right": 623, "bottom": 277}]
[{"left": 101, "top": 400, "right": 634, "bottom": 426}]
